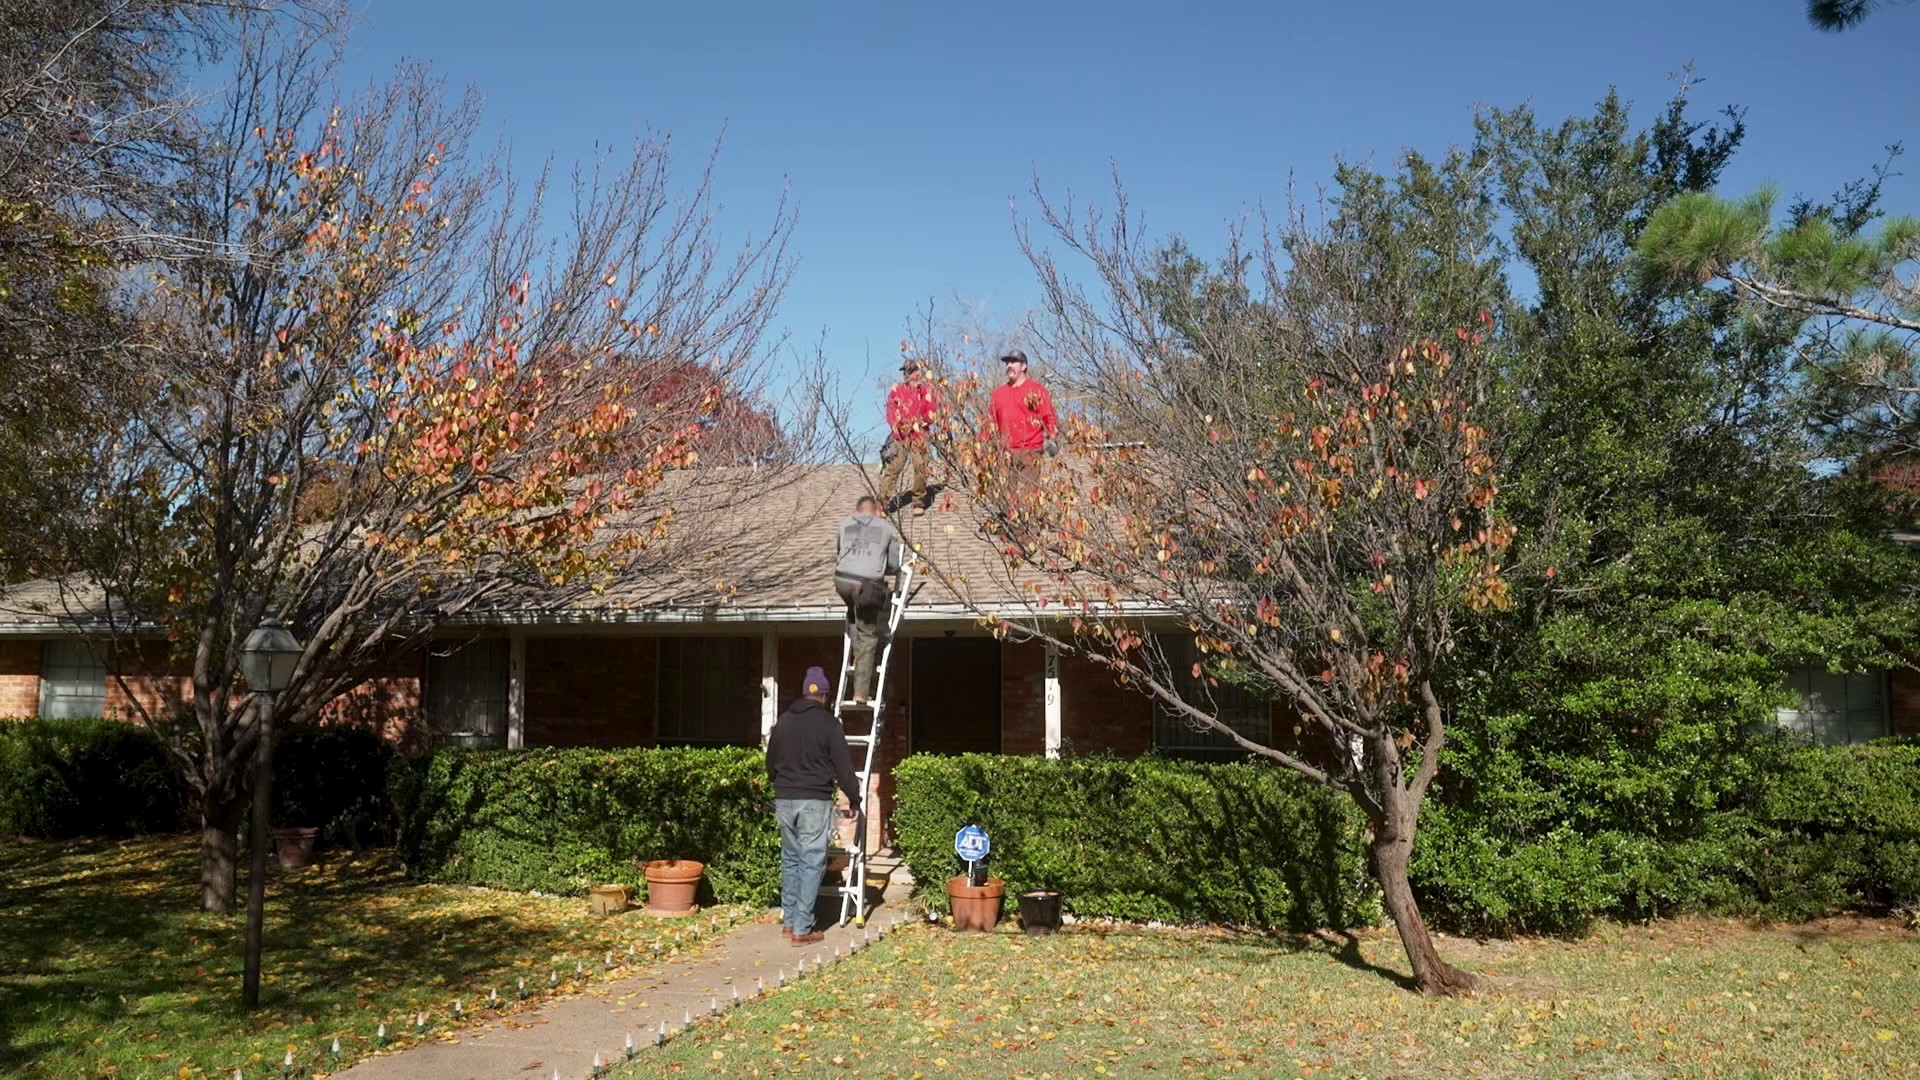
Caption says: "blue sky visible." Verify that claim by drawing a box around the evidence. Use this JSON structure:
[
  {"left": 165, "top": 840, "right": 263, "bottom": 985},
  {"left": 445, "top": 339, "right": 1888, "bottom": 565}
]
[{"left": 337, "top": 0, "right": 1917, "bottom": 430}]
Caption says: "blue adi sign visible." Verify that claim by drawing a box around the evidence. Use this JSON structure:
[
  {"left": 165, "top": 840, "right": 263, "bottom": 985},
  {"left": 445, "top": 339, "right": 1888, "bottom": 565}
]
[{"left": 953, "top": 824, "right": 991, "bottom": 862}]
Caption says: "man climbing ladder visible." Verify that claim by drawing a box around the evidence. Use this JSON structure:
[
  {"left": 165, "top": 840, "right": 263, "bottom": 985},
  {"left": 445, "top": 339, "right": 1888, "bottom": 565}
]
[
  {"left": 832, "top": 496, "right": 902, "bottom": 705},
  {"left": 827, "top": 497, "right": 915, "bottom": 925}
]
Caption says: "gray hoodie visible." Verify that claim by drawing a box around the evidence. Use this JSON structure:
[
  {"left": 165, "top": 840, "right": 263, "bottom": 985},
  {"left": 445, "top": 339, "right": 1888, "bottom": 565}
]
[{"left": 835, "top": 513, "right": 902, "bottom": 582}]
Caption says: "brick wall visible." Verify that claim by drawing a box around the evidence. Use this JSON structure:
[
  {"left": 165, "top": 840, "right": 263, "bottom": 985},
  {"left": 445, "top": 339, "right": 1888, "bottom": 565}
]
[
  {"left": 525, "top": 637, "right": 659, "bottom": 747},
  {"left": 0, "top": 640, "right": 39, "bottom": 716},
  {"left": 103, "top": 641, "right": 190, "bottom": 721},
  {"left": 323, "top": 648, "right": 427, "bottom": 748},
  {"left": 997, "top": 641, "right": 1155, "bottom": 758},
  {"left": 1000, "top": 639, "right": 1045, "bottom": 755},
  {"left": 1892, "top": 667, "right": 1920, "bottom": 739},
  {"left": 1060, "top": 651, "right": 1153, "bottom": 757}
]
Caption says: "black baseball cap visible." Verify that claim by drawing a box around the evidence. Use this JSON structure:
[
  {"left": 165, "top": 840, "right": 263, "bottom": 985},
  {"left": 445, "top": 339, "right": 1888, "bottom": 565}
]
[{"left": 999, "top": 350, "right": 1029, "bottom": 366}]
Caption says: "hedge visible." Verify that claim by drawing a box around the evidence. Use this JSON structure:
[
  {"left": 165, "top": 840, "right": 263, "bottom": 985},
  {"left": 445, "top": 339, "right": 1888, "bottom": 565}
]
[
  {"left": 1415, "top": 741, "right": 1920, "bottom": 934},
  {"left": 890, "top": 753, "right": 1376, "bottom": 929},
  {"left": 390, "top": 746, "right": 780, "bottom": 904},
  {"left": 272, "top": 724, "right": 397, "bottom": 848},
  {"left": 0, "top": 719, "right": 183, "bottom": 837}
]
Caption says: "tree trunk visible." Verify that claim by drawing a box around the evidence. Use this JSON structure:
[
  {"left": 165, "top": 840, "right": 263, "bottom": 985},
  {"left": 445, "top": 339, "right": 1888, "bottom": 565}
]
[
  {"left": 1369, "top": 813, "right": 1478, "bottom": 996},
  {"left": 199, "top": 794, "right": 244, "bottom": 913}
]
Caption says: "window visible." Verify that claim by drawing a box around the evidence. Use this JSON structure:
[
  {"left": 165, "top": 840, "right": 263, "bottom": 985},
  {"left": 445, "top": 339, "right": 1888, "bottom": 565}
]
[
  {"left": 39, "top": 641, "right": 106, "bottom": 719},
  {"left": 1151, "top": 635, "right": 1272, "bottom": 757},
  {"left": 1777, "top": 667, "right": 1889, "bottom": 746},
  {"left": 657, "top": 637, "right": 759, "bottom": 747},
  {"left": 426, "top": 639, "right": 508, "bottom": 747}
]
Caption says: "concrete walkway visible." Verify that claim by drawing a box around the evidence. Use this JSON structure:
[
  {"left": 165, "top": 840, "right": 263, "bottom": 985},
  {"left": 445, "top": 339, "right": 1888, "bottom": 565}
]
[{"left": 336, "top": 859, "right": 917, "bottom": 1080}]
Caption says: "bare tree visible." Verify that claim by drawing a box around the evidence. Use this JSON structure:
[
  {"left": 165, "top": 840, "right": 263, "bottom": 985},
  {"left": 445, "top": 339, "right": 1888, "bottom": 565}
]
[
  {"left": 0, "top": 0, "right": 300, "bottom": 578},
  {"left": 60, "top": 13, "right": 793, "bottom": 911},
  {"left": 910, "top": 171, "right": 1507, "bottom": 994}
]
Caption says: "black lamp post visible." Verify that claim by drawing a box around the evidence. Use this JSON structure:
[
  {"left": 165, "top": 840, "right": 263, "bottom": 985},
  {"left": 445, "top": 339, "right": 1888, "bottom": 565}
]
[{"left": 239, "top": 616, "right": 302, "bottom": 1010}]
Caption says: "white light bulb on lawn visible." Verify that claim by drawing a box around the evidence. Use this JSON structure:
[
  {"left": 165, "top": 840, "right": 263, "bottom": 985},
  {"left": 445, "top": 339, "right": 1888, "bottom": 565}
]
[
  {"left": 331, "top": 1037, "right": 340, "bottom": 1054},
  {"left": 283, "top": 1051, "right": 293, "bottom": 1067}
]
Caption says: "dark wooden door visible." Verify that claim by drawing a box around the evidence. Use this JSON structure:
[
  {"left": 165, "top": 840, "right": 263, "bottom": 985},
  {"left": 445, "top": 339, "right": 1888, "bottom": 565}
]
[{"left": 911, "top": 637, "right": 1001, "bottom": 754}]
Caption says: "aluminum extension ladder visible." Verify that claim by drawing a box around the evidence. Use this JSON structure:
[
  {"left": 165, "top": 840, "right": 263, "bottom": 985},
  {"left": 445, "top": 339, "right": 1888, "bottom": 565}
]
[{"left": 828, "top": 556, "right": 914, "bottom": 926}]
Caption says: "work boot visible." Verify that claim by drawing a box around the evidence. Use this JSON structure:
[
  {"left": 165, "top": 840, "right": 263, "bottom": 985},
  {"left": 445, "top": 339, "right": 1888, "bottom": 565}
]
[{"left": 791, "top": 931, "right": 825, "bottom": 945}]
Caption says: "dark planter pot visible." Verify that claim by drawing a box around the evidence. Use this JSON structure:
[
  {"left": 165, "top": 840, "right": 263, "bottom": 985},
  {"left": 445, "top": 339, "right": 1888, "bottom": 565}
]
[
  {"left": 643, "top": 859, "right": 704, "bottom": 917},
  {"left": 947, "top": 875, "right": 1005, "bottom": 932},
  {"left": 273, "top": 827, "right": 319, "bottom": 869},
  {"left": 1017, "top": 889, "right": 1062, "bottom": 935}
]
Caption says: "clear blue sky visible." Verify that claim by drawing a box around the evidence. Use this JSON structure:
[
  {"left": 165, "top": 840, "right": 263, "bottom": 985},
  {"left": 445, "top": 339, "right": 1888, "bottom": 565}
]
[{"left": 338, "top": 0, "right": 1917, "bottom": 430}]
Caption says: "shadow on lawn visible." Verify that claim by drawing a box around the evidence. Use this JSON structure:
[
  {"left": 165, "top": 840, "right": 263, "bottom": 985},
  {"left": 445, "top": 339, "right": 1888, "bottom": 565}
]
[
  {"left": 1056, "top": 920, "right": 1419, "bottom": 992},
  {"left": 0, "top": 836, "right": 621, "bottom": 1073}
]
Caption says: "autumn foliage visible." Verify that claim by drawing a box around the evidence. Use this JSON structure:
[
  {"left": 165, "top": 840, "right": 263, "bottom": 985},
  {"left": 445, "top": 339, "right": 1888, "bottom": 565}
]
[
  {"left": 910, "top": 182, "right": 1506, "bottom": 993},
  {"left": 72, "top": 23, "right": 790, "bottom": 911}
]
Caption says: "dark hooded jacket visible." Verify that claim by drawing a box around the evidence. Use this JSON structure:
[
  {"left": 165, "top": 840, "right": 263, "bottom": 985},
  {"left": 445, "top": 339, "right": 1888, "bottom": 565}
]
[{"left": 766, "top": 697, "right": 862, "bottom": 808}]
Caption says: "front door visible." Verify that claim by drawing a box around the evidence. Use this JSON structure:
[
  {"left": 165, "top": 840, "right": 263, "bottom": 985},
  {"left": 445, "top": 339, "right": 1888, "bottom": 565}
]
[{"left": 910, "top": 637, "right": 1001, "bottom": 754}]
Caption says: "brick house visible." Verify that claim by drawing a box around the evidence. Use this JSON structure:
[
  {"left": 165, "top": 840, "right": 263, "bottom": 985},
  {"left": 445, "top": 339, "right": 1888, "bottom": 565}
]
[{"left": 2, "top": 462, "right": 1915, "bottom": 844}]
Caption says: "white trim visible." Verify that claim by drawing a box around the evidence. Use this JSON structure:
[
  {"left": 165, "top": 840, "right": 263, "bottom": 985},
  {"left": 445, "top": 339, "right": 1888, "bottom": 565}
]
[
  {"left": 1044, "top": 641, "right": 1062, "bottom": 758},
  {"left": 760, "top": 633, "right": 779, "bottom": 744},
  {"left": 506, "top": 632, "right": 526, "bottom": 749}
]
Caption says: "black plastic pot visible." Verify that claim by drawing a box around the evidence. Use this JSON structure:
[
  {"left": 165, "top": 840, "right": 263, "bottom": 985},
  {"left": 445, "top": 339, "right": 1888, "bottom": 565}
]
[{"left": 1017, "top": 889, "right": 1062, "bottom": 936}]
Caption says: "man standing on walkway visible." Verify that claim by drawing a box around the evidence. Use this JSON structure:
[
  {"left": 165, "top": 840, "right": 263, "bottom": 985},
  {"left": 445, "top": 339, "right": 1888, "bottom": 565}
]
[
  {"left": 879, "top": 358, "right": 938, "bottom": 515},
  {"left": 833, "top": 495, "right": 902, "bottom": 706},
  {"left": 767, "top": 665, "right": 862, "bottom": 944},
  {"left": 988, "top": 349, "right": 1057, "bottom": 507}
]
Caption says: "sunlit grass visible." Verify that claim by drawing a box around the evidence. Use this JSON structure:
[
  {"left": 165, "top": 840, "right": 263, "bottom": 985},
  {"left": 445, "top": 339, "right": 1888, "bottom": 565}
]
[
  {"left": 627, "top": 914, "right": 1920, "bottom": 1078},
  {"left": 0, "top": 835, "right": 745, "bottom": 1078}
]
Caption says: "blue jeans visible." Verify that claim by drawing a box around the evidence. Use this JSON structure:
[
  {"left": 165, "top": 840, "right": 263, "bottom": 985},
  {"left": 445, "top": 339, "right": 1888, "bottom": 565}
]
[{"left": 776, "top": 798, "right": 833, "bottom": 934}]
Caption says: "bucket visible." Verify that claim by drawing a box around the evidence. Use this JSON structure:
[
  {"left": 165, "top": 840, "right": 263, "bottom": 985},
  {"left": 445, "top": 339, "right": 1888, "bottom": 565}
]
[{"left": 1016, "top": 889, "right": 1062, "bottom": 935}]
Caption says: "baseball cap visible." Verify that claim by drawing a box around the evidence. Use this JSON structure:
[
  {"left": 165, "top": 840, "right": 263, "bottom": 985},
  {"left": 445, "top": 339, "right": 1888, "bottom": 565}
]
[{"left": 999, "top": 350, "right": 1029, "bottom": 366}]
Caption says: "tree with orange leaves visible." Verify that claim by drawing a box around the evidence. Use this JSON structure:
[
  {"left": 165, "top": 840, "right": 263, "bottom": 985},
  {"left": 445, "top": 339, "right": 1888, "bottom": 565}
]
[
  {"left": 60, "top": 15, "right": 791, "bottom": 912},
  {"left": 924, "top": 165, "right": 1508, "bottom": 993}
]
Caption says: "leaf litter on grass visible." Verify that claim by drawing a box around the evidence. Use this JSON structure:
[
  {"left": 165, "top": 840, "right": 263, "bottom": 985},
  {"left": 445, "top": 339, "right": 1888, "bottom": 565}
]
[
  {"left": 0, "top": 836, "right": 748, "bottom": 1077},
  {"left": 624, "top": 914, "right": 1919, "bottom": 1078}
]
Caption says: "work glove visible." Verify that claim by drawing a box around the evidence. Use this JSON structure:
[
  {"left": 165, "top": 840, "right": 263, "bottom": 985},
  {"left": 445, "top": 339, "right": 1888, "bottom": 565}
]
[{"left": 1044, "top": 436, "right": 1060, "bottom": 459}]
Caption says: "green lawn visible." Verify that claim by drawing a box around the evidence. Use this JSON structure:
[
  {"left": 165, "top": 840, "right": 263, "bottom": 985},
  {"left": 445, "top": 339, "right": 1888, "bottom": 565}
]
[
  {"left": 0, "top": 836, "right": 745, "bottom": 1078},
  {"left": 629, "top": 914, "right": 1920, "bottom": 1078}
]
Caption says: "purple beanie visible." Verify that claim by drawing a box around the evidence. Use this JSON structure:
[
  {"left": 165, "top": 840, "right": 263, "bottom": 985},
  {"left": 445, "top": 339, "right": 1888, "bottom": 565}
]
[{"left": 804, "top": 666, "right": 831, "bottom": 696}]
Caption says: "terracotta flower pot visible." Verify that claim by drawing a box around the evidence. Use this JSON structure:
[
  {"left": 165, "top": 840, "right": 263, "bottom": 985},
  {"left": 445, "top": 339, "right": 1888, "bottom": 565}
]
[
  {"left": 947, "top": 875, "right": 1005, "bottom": 932},
  {"left": 643, "top": 859, "right": 704, "bottom": 917},
  {"left": 272, "top": 827, "right": 318, "bottom": 869}
]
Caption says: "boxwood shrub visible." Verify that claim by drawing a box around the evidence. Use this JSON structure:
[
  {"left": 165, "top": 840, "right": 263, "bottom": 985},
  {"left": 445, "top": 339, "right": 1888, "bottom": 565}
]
[
  {"left": 272, "top": 724, "right": 397, "bottom": 848},
  {"left": 890, "top": 753, "right": 1376, "bottom": 929},
  {"left": 1414, "top": 740, "right": 1920, "bottom": 934},
  {"left": 0, "top": 718, "right": 183, "bottom": 837},
  {"left": 390, "top": 746, "right": 780, "bottom": 904}
]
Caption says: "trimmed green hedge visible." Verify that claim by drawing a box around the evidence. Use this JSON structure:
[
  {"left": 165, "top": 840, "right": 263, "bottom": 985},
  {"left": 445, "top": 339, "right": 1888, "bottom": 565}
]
[
  {"left": 1415, "top": 741, "right": 1920, "bottom": 934},
  {"left": 1748, "top": 742, "right": 1920, "bottom": 919},
  {"left": 0, "top": 719, "right": 183, "bottom": 837},
  {"left": 890, "top": 754, "right": 1376, "bottom": 929},
  {"left": 390, "top": 746, "right": 780, "bottom": 904},
  {"left": 272, "top": 725, "right": 397, "bottom": 848}
]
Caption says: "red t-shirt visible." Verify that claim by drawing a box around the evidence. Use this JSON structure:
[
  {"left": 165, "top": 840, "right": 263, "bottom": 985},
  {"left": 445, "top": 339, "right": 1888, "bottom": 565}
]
[
  {"left": 885, "top": 382, "right": 937, "bottom": 441},
  {"left": 989, "top": 379, "right": 1057, "bottom": 451}
]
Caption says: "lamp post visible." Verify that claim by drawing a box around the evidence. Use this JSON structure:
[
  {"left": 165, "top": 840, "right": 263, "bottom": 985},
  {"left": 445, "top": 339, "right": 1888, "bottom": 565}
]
[{"left": 240, "top": 617, "right": 303, "bottom": 1010}]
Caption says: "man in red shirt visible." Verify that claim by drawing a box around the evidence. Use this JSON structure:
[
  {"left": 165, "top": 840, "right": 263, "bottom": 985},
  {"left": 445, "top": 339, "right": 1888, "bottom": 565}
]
[
  {"left": 988, "top": 350, "right": 1057, "bottom": 504},
  {"left": 879, "top": 358, "right": 937, "bottom": 515}
]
